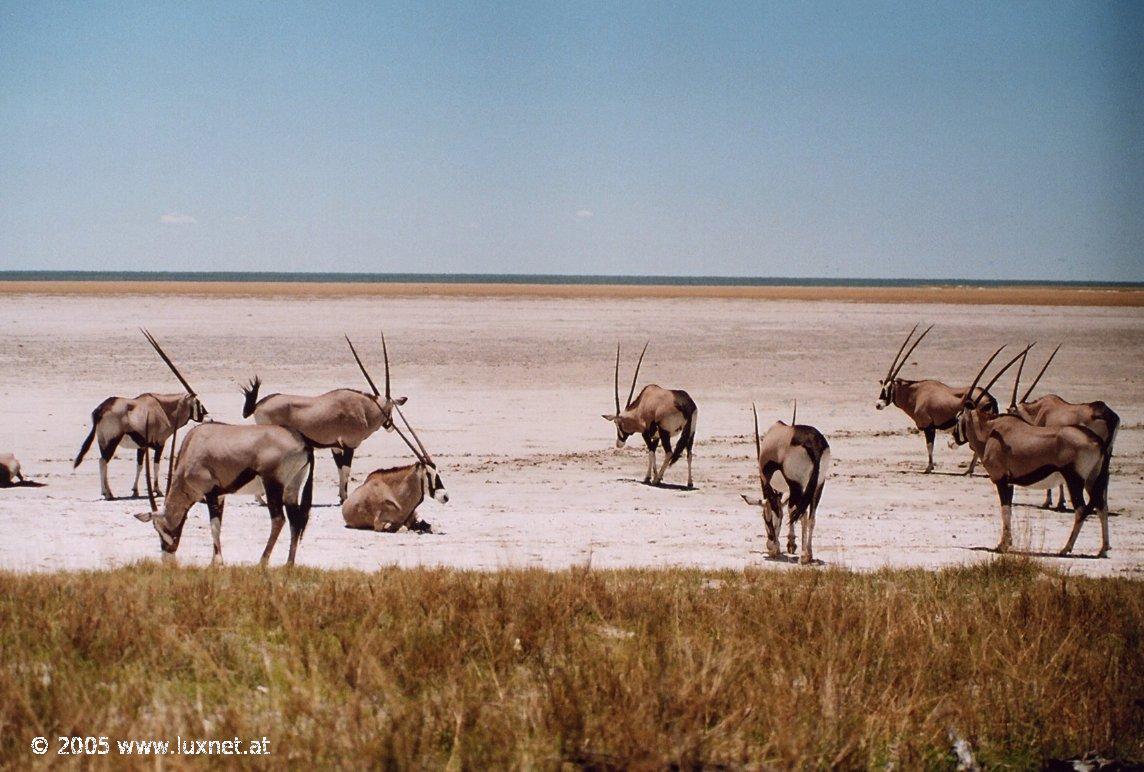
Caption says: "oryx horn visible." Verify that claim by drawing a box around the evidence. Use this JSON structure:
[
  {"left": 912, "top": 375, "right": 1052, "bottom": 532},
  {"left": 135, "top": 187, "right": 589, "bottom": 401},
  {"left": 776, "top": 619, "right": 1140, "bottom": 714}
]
[
  {"left": 791, "top": 399, "right": 797, "bottom": 425},
  {"left": 627, "top": 340, "right": 650, "bottom": 409},
  {"left": 1019, "top": 343, "right": 1061, "bottom": 404},
  {"left": 140, "top": 329, "right": 197, "bottom": 396},
  {"left": 884, "top": 323, "right": 919, "bottom": 381},
  {"left": 889, "top": 324, "right": 934, "bottom": 381},
  {"left": 965, "top": 344, "right": 1008, "bottom": 403},
  {"left": 345, "top": 335, "right": 381, "bottom": 398},
  {"left": 381, "top": 331, "right": 391, "bottom": 401},
  {"left": 614, "top": 343, "right": 621, "bottom": 415},
  {"left": 752, "top": 402, "right": 763, "bottom": 490},
  {"left": 1011, "top": 346, "right": 1031, "bottom": 409},
  {"left": 394, "top": 404, "right": 433, "bottom": 464},
  {"left": 979, "top": 343, "right": 1034, "bottom": 399}
]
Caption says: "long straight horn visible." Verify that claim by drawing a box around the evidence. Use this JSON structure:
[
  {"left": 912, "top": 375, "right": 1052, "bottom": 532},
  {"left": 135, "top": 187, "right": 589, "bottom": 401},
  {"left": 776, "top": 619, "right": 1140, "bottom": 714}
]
[
  {"left": 1020, "top": 343, "right": 1061, "bottom": 404},
  {"left": 889, "top": 324, "right": 934, "bottom": 381},
  {"left": 626, "top": 340, "right": 649, "bottom": 408},
  {"left": 885, "top": 323, "right": 919, "bottom": 381},
  {"left": 614, "top": 343, "right": 621, "bottom": 415},
  {"left": 390, "top": 422, "right": 424, "bottom": 462},
  {"left": 965, "top": 344, "right": 1008, "bottom": 403},
  {"left": 345, "top": 336, "right": 380, "bottom": 398},
  {"left": 752, "top": 402, "right": 763, "bottom": 484},
  {"left": 979, "top": 343, "right": 1034, "bottom": 399},
  {"left": 381, "top": 331, "right": 391, "bottom": 401},
  {"left": 141, "top": 329, "right": 197, "bottom": 396},
  {"left": 394, "top": 404, "right": 432, "bottom": 464},
  {"left": 791, "top": 399, "right": 797, "bottom": 426},
  {"left": 1010, "top": 346, "right": 1030, "bottom": 409}
]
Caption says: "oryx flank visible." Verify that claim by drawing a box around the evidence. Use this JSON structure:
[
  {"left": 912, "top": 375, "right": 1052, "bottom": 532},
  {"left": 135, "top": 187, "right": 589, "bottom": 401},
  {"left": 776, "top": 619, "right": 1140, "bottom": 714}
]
[
  {"left": 741, "top": 403, "right": 831, "bottom": 564},
  {"left": 342, "top": 406, "right": 448, "bottom": 533},
  {"left": 1007, "top": 345, "right": 1120, "bottom": 510},
  {"left": 952, "top": 345, "right": 1111, "bottom": 557},
  {"left": 242, "top": 334, "right": 407, "bottom": 503},
  {"left": 74, "top": 330, "right": 208, "bottom": 504},
  {"left": 134, "top": 423, "right": 315, "bottom": 566},
  {"left": 876, "top": 324, "right": 997, "bottom": 474},
  {"left": 602, "top": 342, "right": 698, "bottom": 488}
]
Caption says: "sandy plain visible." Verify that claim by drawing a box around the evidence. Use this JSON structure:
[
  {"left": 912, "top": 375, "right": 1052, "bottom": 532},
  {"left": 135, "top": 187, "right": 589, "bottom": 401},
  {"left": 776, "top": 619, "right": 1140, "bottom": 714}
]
[{"left": 0, "top": 284, "right": 1140, "bottom": 575}]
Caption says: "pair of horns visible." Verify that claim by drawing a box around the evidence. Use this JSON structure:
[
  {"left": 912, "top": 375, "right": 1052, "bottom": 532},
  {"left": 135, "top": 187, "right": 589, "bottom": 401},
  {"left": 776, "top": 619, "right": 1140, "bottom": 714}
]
[
  {"left": 1012, "top": 344, "right": 1061, "bottom": 407},
  {"left": 391, "top": 404, "right": 434, "bottom": 465},
  {"left": 141, "top": 329, "right": 198, "bottom": 397},
  {"left": 614, "top": 341, "right": 649, "bottom": 414},
  {"left": 884, "top": 324, "right": 934, "bottom": 383},
  {"left": 345, "top": 333, "right": 392, "bottom": 401},
  {"left": 965, "top": 343, "right": 1036, "bottom": 407}
]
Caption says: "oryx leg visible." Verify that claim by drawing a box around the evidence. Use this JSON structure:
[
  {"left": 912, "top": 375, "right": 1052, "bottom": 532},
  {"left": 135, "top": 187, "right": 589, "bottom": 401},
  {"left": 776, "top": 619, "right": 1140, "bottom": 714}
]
[
  {"left": 922, "top": 426, "right": 936, "bottom": 473},
  {"left": 1055, "top": 484, "right": 1067, "bottom": 512},
  {"left": 332, "top": 447, "right": 355, "bottom": 504},
  {"left": 642, "top": 432, "right": 657, "bottom": 484},
  {"left": 1042, "top": 489, "right": 1054, "bottom": 509},
  {"left": 654, "top": 428, "right": 674, "bottom": 485},
  {"left": 206, "top": 491, "right": 225, "bottom": 566},
  {"left": 802, "top": 483, "right": 825, "bottom": 565},
  {"left": 994, "top": 480, "right": 1013, "bottom": 553},
  {"left": 97, "top": 436, "right": 120, "bottom": 499},
  {"left": 261, "top": 481, "right": 287, "bottom": 565},
  {"left": 152, "top": 444, "right": 164, "bottom": 497},
  {"left": 132, "top": 447, "right": 145, "bottom": 497},
  {"left": 684, "top": 437, "right": 693, "bottom": 489},
  {"left": 964, "top": 450, "right": 979, "bottom": 476},
  {"left": 284, "top": 501, "right": 309, "bottom": 567},
  {"left": 1059, "top": 474, "right": 1088, "bottom": 556},
  {"left": 787, "top": 513, "right": 797, "bottom": 555}
]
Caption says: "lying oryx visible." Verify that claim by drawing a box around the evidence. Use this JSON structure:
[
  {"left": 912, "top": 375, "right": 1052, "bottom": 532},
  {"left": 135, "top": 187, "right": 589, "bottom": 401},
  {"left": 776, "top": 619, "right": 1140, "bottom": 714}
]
[
  {"left": 134, "top": 423, "right": 314, "bottom": 566},
  {"left": 242, "top": 334, "right": 407, "bottom": 503},
  {"left": 741, "top": 403, "right": 831, "bottom": 564},
  {"left": 876, "top": 324, "right": 997, "bottom": 473},
  {"left": 952, "top": 346, "right": 1111, "bottom": 557},
  {"left": 1007, "top": 345, "right": 1120, "bottom": 510},
  {"left": 0, "top": 453, "right": 25, "bottom": 487},
  {"left": 602, "top": 342, "right": 698, "bottom": 488},
  {"left": 74, "top": 330, "right": 208, "bottom": 503},
  {"left": 342, "top": 406, "right": 448, "bottom": 533}
]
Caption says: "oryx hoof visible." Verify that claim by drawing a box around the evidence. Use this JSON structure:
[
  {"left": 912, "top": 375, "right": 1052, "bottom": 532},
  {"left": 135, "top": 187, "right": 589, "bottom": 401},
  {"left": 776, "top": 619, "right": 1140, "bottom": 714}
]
[
  {"left": 1057, "top": 547, "right": 1071, "bottom": 557},
  {"left": 103, "top": 493, "right": 115, "bottom": 501},
  {"left": 923, "top": 467, "right": 934, "bottom": 474},
  {"left": 961, "top": 468, "right": 974, "bottom": 477},
  {"left": 997, "top": 542, "right": 1011, "bottom": 554},
  {"left": 799, "top": 554, "right": 813, "bottom": 565},
  {"left": 131, "top": 489, "right": 139, "bottom": 497},
  {"left": 1054, "top": 504, "right": 1068, "bottom": 513},
  {"left": 211, "top": 556, "right": 224, "bottom": 567},
  {"left": 1097, "top": 549, "right": 1109, "bottom": 559}
]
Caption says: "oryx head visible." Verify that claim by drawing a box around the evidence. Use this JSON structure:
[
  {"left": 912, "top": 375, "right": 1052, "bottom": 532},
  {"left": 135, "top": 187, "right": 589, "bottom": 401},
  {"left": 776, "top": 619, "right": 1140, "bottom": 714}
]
[
  {"left": 392, "top": 404, "right": 449, "bottom": 505},
  {"left": 876, "top": 324, "right": 932, "bottom": 409},
  {"left": 346, "top": 332, "right": 408, "bottom": 431},
  {"left": 142, "top": 329, "right": 210, "bottom": 422},
  {"left": 953, "top": 344, "right": 1031, "bottom": 446},
  {"left": 134, "top": 508, "right": 187, "bottom": 559},
  {"left": 602, "top": 341, "right": 648, "bottom": 447}
]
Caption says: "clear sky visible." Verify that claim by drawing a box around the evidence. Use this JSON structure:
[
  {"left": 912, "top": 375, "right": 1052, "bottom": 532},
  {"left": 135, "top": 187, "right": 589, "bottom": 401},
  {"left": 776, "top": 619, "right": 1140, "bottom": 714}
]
[{"left": 1, "top": 1, "right": 1141, "bottom": 280}]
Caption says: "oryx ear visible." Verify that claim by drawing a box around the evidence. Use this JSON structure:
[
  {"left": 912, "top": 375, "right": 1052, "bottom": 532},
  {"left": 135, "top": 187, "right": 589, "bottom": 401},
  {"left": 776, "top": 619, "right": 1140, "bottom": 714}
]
[
  {"left": 602, "top": 414, "right": 618, "bottom": 422},
  {"left": 134, "top": 511, "right": 154, "bottom": 523},
  {"left": 741, "top": 494, "right": 763, "bottom": 507},
  {"left": 394, "top": 396, "right": 408, "bottom": 406}
]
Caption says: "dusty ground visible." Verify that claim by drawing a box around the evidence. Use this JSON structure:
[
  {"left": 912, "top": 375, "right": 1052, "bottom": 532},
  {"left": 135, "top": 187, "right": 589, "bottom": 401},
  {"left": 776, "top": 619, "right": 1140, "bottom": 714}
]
[{"left": 0, "top": 287, "right": 1140, "bottom": 575}]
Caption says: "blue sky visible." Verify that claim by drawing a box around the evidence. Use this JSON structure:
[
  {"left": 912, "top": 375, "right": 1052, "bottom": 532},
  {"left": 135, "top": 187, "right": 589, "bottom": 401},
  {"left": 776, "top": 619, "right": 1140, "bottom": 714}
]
[{"left": 1, "top": 1, "right": 1141, "bottom": 280}]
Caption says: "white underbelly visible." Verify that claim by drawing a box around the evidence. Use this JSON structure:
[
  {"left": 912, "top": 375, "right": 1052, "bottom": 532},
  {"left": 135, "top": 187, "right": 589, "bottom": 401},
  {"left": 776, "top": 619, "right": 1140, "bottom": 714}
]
[
  {"left": 120, "top": 436, "right": 139, "bottom": 450},
  {"left": 659, "top": 413, "right": 684, "bottom": 435},
  {"left": 766, "top": 472, "right": 789, "bottom": 493},
  {"left": 1026, "top": 472, "right": 1065, "bottom": 490}
]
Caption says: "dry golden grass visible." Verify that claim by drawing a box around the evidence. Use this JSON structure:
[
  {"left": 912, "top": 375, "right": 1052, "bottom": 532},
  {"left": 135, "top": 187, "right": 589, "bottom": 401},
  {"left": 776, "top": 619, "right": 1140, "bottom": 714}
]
[{"left": 1, "top": 559, "right": 1141, "bottom": 768}]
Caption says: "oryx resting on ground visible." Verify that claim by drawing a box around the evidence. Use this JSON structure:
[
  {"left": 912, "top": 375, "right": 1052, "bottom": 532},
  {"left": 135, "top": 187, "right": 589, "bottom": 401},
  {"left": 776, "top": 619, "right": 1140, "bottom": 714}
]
[
  {"left": 741, "top": 403, "right": 831, "bottom": 564},
  {"left": 134, "top": 423, "right": 315, "bottom": 566},
  {"left": 951, "top": 345, "right": 1111, "bottom": 557},
  {"left": 1007, "top": 345, "right": 1120, "bottom": 510},
  {"left": 602, "top": 342, "right": 698, "bottom": 488},
  {"left": 242, "top": 334, "right": 406, "bottom": 503},
  {"left": 342, "top": 406, "right": 448, "bottom": 533},
  {"left": 875, "top": 324, "right": 997, "bottom": 474},
  {"left": 1, "top": 453, "right": 25, "bottom": 487},
  {"left": 74, "top": 330, "right": 208, "bottom": 504}
]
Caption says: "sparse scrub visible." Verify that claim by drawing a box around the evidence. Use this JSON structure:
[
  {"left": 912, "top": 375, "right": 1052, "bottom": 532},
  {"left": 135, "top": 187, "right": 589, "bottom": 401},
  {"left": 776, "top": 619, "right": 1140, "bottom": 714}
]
[{"left": 0, "top": 559, "right": 1141, "bottom": 768}]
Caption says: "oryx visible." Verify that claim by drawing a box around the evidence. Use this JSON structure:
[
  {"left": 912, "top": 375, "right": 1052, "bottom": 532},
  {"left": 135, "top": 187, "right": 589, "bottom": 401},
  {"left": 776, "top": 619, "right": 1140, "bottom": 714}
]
[
  {"left": 342, "top": 406, "right": 448, "bottom": 533},
  {"left": 875, "top": 324, "right": 997, "bottom": 474},
  {"left": 602, "top": 342, "right": 698, "bottom": 488},
  {"left": 242, "top": 334, "right": 407, "bottom": 503},
  {"left": 134, "top": 423, "right": 315, "bottom": 566},
  {"left": 1007, "top": 345, "right": 1120, "bottom": 510},
  {"left": 951, "top": 346, "right": 1111, "bottom": 557},
  {"left": 741, "top": 403, "right": 831, "bottom": 564},
  {"left": 74, "top": 330, "right": 208, "bottom": 504},
  {"left": 0, "top": 453, "right": 25, "bottom": 487}
]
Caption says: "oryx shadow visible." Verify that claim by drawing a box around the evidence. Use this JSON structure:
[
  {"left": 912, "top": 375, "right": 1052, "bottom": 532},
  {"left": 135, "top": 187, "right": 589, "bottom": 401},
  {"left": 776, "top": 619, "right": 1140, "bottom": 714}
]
[
  {"left": 617, "top": 478, "right": 698, "bottom": 492},
  {"left": 894, "top": 469, "right": 982, "bottom": 478},
  {"left": 963, "top": 546, "right": 1105, "bottom": 560},
  {"left": 749, "top": 550, "right": 827, "bottom": 567},
  {"left": 0, "top": 480, "right": 46, "bottom": 489}
]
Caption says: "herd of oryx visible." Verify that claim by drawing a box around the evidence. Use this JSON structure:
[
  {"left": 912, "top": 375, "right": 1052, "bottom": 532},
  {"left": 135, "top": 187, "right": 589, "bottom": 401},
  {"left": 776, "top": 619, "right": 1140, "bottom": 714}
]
[{"left": 0, "top": 324, "right": 1120, "bottom": 567}]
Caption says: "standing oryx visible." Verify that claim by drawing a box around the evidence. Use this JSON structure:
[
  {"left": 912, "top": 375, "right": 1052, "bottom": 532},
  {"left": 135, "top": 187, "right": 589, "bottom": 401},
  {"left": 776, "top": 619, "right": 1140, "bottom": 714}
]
[
  {"left": 242, "top": 334, "right": 407, "bottom": 503},
  {"left": 951, "top": 346, "right": 1111, "bottom": 557},
  {"left": 875, "top": 324, "right": 997, "bottom": 474},
  {"left": 134, "top": 423, "right": 315, "bottom": 566},
  {"left": 1008, "top": 345, "right": 1120, "bottom": 510},
  {"left": 74, "top": 330, "right": 208, "bottom": 504},
  {"left": 342, "top": 406, "right": 448, "bottom": 533},
  {"left": 741, "top": 403, "right": 831, "bottom": 564},
  {"left": 602, "top": 342, "right": 698, "bottom": 488}
]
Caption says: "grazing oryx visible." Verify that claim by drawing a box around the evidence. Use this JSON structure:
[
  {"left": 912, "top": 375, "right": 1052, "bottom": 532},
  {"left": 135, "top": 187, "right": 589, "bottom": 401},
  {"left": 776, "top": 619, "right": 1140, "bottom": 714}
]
[
  {"left": 875, "top": 324, "right": 997, "bottom": 474},
  {"left": 342, "top": 406, "right": 448, "bottom": 533},
  {"left": 0, "top": 453, "right": 25, "bottom": 487},
  {"left": 242, "top": 334, "right": 407, "bottom": 503},
  {"left": 602, "top": 342, "right": 698, "bottom": 488},
  {"left": 74, "top": 330, "right": 208, "bottom": 504},
  {"left": 134, "top": 423, "right": 315, "bottom": 566},
  {"left": 951, "top": 346, "right": 1111, "bottom": 557},
  {"left": 741, "top": 403, "right": 831, "bottom": 564},
  {"left": 1007, "top": 345, "right": 1120, "bottom": 510}
]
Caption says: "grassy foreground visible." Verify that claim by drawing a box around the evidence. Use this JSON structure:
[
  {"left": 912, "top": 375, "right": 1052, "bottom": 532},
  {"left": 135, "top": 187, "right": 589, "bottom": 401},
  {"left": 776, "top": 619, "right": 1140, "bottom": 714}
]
[{"left": 0, "top": 560, "right": 1141, "bottom": 769}]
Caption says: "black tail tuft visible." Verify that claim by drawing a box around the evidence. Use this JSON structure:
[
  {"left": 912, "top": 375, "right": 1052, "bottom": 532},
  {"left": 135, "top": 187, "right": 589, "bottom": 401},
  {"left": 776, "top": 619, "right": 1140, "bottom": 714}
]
[
  {"left": 669, "top": 394, "right": 698, "bottom": 466},
  {"left": 74, "top": 425, "right": 96, "bottom": 468},
  {"left": 241, "top": 376, "right": 262, "bottom": 418}
]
